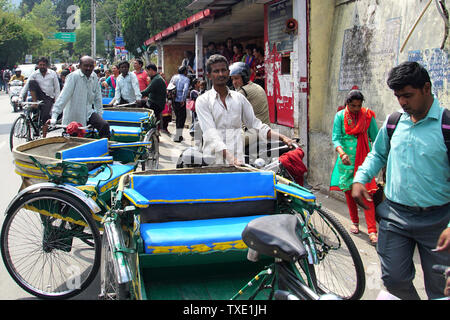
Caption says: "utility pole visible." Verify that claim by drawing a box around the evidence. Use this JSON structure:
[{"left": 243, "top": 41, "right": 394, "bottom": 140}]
[{"left": 91, "top": 0, "right": 96, "bottom": 59}]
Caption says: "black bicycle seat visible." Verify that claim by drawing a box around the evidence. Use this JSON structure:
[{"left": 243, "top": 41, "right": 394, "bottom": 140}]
[{"left": 242, "top": 214, "right": 307, "bottom": 262}]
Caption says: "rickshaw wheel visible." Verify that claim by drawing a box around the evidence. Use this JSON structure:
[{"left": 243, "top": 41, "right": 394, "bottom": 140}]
[
  {"left": 99, "top": 234, "right": 130, "bottom": 300},
  {"left": 0, "top": 191, "right": 101, "bottom": 299},
  {"left": 141, "top": 132, "right": 159, "bottom": 171},
  {"left": 9, "top": 115, "right": 31, "bottom": 150}
]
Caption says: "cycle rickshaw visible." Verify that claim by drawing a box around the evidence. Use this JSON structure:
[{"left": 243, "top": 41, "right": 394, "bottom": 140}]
[
  {"left": 102, "top": 105, "right": 159, "bottom": 170},
  {"left": 99, "top": 166, "right": 366, "bottom": 300},
  {"left": 1, "top": 135, "right": 153, "bottom": 299},
  {"left": 10, "top": 99, "right": 160, "bottom": 171}
]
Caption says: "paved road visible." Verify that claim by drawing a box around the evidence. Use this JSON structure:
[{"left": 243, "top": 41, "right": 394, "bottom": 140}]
[{"left": 0, "top": 91, "right": 426, "bottom": 300}]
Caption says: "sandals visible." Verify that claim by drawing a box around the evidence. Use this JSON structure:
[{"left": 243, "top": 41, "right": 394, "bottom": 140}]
[
  {"left": 369, "top": 233, "right": 378, "bottom": 246},
  {"left": 350, "top": 223, "right": 360, "bottom": 234}
]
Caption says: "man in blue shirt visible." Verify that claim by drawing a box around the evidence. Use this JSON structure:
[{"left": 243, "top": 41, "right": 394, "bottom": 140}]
[
  {"left": 169, "top": 66, "right": 190, "bottom": 142},
  {"left": 352, "top": 61, "right": 450, "bottom": 300}
]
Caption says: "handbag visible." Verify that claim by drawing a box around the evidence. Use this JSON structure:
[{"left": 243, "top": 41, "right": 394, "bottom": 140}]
[
  {"left": 372, "top": 167, "right": 386, "bottom": 222},
  {"left": 186, "top": 99, "right": 195, "bottom": 112}
]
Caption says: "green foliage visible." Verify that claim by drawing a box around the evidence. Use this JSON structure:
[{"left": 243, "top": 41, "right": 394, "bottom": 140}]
[
  {"left": 23, "top": 0, "right": 68, "bottom": 60},
  {"left": 72, "top": 21, "right": 105, "bottom": 58},
  {"left": 0, "top": 10, "right": 43, "bottom": 67},
  {"left": 1, "top": 0, "right": 194, "bottom": 66},
  {"left": 117, "top": 0, "right": 192, "bottom": 56}
]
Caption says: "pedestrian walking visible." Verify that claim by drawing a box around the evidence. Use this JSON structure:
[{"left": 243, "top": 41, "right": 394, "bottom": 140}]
[
  {"left": 330, "top": 89, "right": 379, "bottom": 245},
  {"left": 352, "top": 61, "right": 450, "bottom": 300},
  {"left": 169, "top": 66, "right": 190, "bottom": 142}
]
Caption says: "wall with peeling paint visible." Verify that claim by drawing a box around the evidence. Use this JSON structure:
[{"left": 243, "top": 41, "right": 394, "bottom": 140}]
[{"left": 307, "top": 0, "right": 449, "bottom": 195}]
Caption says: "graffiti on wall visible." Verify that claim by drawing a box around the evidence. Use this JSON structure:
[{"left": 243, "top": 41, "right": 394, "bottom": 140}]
[
  {"left": 408, "top": 48, "right": 449, "bottom": 103},
  {"left": 265, "top": 0, "right": 295, "bottom": 127},
  {"left": 266, "top": 43, "right": 294, "bottom": 127},
  {"left": 338, "top": 17, "right": 402, "bottom": 91}
]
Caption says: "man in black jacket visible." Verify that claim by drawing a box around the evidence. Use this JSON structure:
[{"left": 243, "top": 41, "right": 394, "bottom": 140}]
[{"left": 139, "top": 63, "right": 167, "bottom": 129}]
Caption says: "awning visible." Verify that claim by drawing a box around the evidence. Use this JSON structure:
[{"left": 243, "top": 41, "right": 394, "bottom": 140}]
[{"left": 144, "top": 0, "right": 265, "bottom": 47}]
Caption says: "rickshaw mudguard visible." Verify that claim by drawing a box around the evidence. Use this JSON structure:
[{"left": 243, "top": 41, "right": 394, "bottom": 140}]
[
  {"left": 103, "top": 218, "right": 133, "bottom": 285},
  {"left": 5, "top": 182, "right": 102, "bottom": 215}
]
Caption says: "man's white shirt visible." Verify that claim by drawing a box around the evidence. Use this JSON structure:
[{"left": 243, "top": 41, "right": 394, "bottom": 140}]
[
  {"left": 51, "top": 69, "right": 103, "bottom": 125},
  {"left": 114, "top": 72, "right": 141, "bottom": 103},
  {"left": 195, "top": 87, "right": 270, "bottom": 164},
  {"left": 21, "top": 69, "right": 60, "bottom": 100}
]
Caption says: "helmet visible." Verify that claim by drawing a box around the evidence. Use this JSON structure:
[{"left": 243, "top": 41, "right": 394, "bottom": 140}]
[
  {"left": 178, "top": 65, "right": 187, "bottom": 74},
  {"left": 15, "top": 68, "right": 21, "bottom": 73},
  {"left": 66, "top": 122, "right": 86, "bottom": 137},
  {"left": 229, "top": 62, "right": 250, "bottom": 85}
]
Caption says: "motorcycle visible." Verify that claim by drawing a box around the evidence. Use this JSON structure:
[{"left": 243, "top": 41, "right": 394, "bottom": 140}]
[{"left": 9, "top": 80, "right": 23, "bottom": 112}]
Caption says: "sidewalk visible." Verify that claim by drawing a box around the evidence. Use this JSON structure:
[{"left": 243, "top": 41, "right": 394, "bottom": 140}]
[{"left": 157, "top": 120, "right": 427, "bottom": 300}]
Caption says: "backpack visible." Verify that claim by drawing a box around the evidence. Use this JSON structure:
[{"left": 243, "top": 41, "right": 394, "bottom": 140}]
[
  {"left": 167, "top": 78, "right": 177, "bottom": 102},
  {"left": 386, "top": 108, "right": 450, "bottom": 164}
]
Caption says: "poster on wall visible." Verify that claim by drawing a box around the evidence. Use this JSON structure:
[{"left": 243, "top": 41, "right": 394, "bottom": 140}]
[
  {"left": 409, "top": 48, "right": 449, "bottom": 105},
  {"left": 265, "top": 0, "right": 295, "bottom": 128},
  {"left": 267, "top": 0, "right": 294, "bottom": 53},
  {"left": 338, "top": 17, "right": 401, "bottom": 91}
]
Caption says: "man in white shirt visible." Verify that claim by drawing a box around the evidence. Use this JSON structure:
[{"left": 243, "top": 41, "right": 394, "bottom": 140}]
[
  {"left": 48, "top": 56, "right": 110, "bottom": 138},
  {"left": 21, "top": 57, "right": 60, "bottom": 124},
  {"left": 196, "top": 54, "right": 293, "bottom": 165},
  {"left": 111, "top": 60, "right": 141, "bottom": 105}
]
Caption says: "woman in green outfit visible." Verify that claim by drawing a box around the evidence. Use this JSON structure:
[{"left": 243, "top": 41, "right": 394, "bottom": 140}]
[{"left": 330, "top": 89, "right": 379, "bottom": 245}]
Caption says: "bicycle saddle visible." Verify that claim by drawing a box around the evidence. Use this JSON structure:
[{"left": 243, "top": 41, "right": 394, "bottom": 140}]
[{"left": 242, "top": 214, "right": 307, "bottom": 262}]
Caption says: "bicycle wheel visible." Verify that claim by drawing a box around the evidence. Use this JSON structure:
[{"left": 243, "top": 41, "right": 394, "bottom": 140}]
[
  {"left": 141, "top": 132, "right": 159, "bottom": 170},
  {"left": 9, "top": 115, "right": 30, "bottom": 150},
  {"left": 303, "top": 207, "right": 366, "bottom": 300},
  {"left": 99, "top": 234, "right": 130, "bottom": 300},
  {"left": 277, "top": 260, "right": 321, "bottom": 300},
  {"left": 1, "top": 191, "right": 101, "bottom": 299}
]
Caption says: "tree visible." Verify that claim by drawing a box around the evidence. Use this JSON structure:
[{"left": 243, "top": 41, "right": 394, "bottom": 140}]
[
  {"left": 73, "top": 20, "right": 105, "bottom": 59},
  {"left": 0, "top": 10, "right": 43, "bottom": 67},
  {"left": 24, "top": 0, "right": 68, "bottom": 61},
  {"left": 117, "top": 0, "right": 192, "bottom": 56}
]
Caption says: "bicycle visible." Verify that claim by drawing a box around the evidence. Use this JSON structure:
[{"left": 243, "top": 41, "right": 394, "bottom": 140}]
[
  {"left": 241, "top": 145, "right": 366, "bottom": 300},
  {"left": 99, "top": 164, "right": 365, "bottom": 300},
  {"left": 9, "top": 101, "right": 63, "bottom": 151},
  {"left": 176, "top": 140, "right": 365, "bottom": 299}
]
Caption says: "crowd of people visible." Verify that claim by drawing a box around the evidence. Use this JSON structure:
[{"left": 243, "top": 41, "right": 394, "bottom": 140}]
[
  {"left": 182, "top": 37, "right": 266, "bottom": 91},
  {"left": 4, "top": 49, "right": 449, "bottom": 300}
]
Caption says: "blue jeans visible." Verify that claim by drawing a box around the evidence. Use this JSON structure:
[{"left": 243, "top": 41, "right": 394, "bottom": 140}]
[{"left": 376, "top": 199, "right": 450, "bottom": 299}]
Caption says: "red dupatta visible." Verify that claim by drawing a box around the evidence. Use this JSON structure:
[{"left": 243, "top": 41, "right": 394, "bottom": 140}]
[{"left": 344, "top": 106, "right": 378, "bottom": 194}]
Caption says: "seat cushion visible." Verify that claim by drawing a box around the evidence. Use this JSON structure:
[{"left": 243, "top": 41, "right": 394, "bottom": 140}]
[
  {"left": 103, "top": 110, "right": 150, "bottom": 124},
  {"left": 274, "top": 183, "right": 316, "bottom": 202},
  {"left": 110, "top": 125, "right": 142, "bottom": 137},
  {"left": 86, "top": 164, "right": 134, "bottom": 192},
  {"left": 56, "top": 138, "right": 109, "bottom": 160},
  {"left": 140, "top": 215, "right": 265, "bottom": 254},
  {"left": 127, "top": 171, "right": 276, "bottom": 205}
]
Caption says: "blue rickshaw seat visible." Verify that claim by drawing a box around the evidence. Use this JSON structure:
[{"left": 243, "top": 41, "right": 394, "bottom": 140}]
[
  {"left": 86, "top": 164, "right": 135, "bottom": 191},
  {"left": 102, "top": 110, "right": 151, "bottom": 125},
  {"left": 55, "top": 138, "right": 135, "bottom": 190},
  {"left": 128, "top": 171, "right": 278, "bottom": 255},
  {"left": 140, "top": 215, "right": 266, "bottom": 254},
  {"left": 110, "top": 125, "right": 142, "bottom": 138},
  {"left": 124, "top": 171, "right": 277, "bottom": 208}
]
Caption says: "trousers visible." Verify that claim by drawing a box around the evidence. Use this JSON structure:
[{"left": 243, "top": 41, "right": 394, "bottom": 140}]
[
  {"left": 28, "top": 80, "right": 54, "bottom": 124},
  {"left": 344, "top": 190, "right": 377, "bottom": 234},
  {"left": 173, "top": 101, "right": 186, "bottom": 138},
  {"left": 376, "top": 199, "right": 450, "bottom": 299},
  {"left": 88, "top": 112, "right": 110, "bottom": 138}
]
